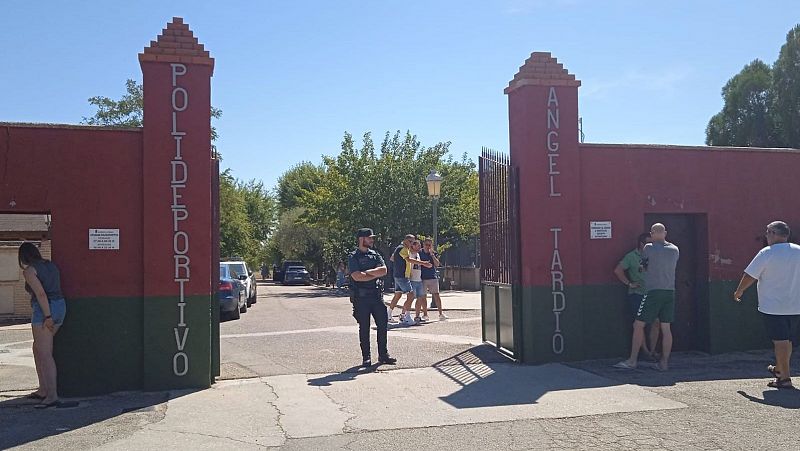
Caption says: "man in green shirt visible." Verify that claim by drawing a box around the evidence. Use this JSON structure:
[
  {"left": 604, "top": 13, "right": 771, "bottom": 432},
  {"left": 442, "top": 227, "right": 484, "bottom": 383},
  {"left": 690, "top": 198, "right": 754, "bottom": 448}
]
[{"left": 613, "top": 233, "right": 660, "bottom": 361}]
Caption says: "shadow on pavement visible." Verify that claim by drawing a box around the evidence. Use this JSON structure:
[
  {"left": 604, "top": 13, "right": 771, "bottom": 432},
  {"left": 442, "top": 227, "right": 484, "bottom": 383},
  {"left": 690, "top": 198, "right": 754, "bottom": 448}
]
[
  {"left": 737, "top": 389, "right": 800, "bottom": 408},
  {"left": 281, "top": 287, "right": 350, "bottom": 299},
  {"left": 307, "top": 365, "right": 378, "bottom": 386},
  {"left": 0, "top": 389, "right": 197, "bottom": 449},
  {"left": 430, "top": 345, "right": 800, "bottom": 410},
  {"left": 569, "top": 350, "right": 800, "bottom": 389}
]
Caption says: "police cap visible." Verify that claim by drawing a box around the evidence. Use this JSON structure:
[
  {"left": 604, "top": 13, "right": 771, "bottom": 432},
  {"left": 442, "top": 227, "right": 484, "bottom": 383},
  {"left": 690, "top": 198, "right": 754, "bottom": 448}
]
[{"left": 356, "top": 228, "right": 376, "bottom": 238}]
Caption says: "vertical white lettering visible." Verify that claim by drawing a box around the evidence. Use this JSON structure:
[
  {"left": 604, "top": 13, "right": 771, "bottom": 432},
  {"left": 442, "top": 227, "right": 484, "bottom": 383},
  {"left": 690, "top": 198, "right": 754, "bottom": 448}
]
[
  {"left": 171, "top": 160, "right": 188, "bottom": 184},
  {"left": 550, "top": 227, "right": 565, "bottom": 355},
  {"left": 172, "top": 112, "right": 186, "bottom": 136},
  {"left": 171, "top": 87, "right": 188, "bottom": 112},
  {"left": 173, "top": 352, "right": 188, "bottom": 376},
  {"left": 170, "top": 66, "right": 191, "bottom": 377},
  {"left": 171, "top": 63, "right": 187, "bottom": 86},
  {"left": 174, "top": 231, "right": 189, "bottom": 255},
  {"left": 548, "top": 154, "right": 559, "bottom": 175},
  {"left": 173, "top": 136, "right": 183, "bottom": 160},
  {"left": 547, "top": 108, "right": 559, "bottom": 129},
  {"left": 174, "top": 327, "right": 190, "bottom": 351},
  {"left": 547, "top": 87, "right": 559, "bottom": 107},
  {"left": 172, "top": 208, "right": 189, "bottom": 231},
  {"left": 174, "top": 255, "right": 191, "bottom": 279},
  {"left": 547, "top": 131, "right": 560, "bottom": 152},
  {"left": 177, "top": 302, "right": 187, "bottom": 327},
  {"left": 552, "top": 334, "right": 564, "bottom": 354}
]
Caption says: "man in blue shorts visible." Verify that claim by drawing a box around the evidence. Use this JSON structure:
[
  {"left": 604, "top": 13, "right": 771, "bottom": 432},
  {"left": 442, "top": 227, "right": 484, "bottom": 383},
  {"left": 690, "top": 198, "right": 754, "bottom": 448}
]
[
  {"left": 387, "top": 234, "right": 431, "bottom": 325},
  {"left": 734, "top": 221, "right": 800, "bottom": 389}
]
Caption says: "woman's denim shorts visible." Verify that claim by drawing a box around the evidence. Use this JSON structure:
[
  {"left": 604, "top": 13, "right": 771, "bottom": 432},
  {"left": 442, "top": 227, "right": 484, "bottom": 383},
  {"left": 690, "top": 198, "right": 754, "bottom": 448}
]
[{"left": 31, "top": 298, "right": 66, "bottom": 326}]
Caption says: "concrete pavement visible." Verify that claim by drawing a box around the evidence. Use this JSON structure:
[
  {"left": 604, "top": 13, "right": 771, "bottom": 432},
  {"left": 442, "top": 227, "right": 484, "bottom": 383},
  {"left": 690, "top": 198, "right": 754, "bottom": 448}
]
[{"left": 3, "top": 283, "right": 800, "bottom": 450}]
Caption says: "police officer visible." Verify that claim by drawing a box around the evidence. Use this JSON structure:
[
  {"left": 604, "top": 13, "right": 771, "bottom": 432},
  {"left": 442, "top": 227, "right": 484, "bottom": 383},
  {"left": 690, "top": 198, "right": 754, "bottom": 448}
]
[{"left": 348, "top": 228, "right": 397, "bottom": 367}]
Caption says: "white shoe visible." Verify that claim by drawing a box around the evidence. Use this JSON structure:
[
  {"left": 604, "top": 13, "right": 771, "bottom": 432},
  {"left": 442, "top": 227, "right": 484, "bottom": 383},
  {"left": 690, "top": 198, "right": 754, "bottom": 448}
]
[
  {"left": 401, "top": 313, "right": 415, "bottom": 325},
  {"left": 439, "top": 313, "right": 448, "bottom": 320},
  {"left": 421, "top": 315, "right": 429, "bottom": 322}
]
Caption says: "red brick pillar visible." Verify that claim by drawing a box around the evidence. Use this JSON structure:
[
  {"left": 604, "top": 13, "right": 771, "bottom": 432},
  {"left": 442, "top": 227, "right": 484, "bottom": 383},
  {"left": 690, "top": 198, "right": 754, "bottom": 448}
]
[
  {"left": 139, "top": 17, "right": 215, "bottom": 389},
  {"left": 505, "top": 52, "right": 583, "bottom": 362}
]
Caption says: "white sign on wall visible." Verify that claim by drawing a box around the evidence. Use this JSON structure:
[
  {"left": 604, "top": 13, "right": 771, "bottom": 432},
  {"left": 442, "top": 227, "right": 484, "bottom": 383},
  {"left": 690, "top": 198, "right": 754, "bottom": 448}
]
[
  {"left": 89, "top": 228, "right": 120, "bottom": 250},
  {"left": 590, "top": 221, "right": 612, "bottom": 240}
]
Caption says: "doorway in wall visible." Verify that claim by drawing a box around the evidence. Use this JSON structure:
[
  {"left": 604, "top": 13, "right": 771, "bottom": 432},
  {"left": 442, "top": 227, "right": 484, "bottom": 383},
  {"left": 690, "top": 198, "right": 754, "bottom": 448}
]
[{"left": 644, "top": 214, "right": 709, "bottom": 352}]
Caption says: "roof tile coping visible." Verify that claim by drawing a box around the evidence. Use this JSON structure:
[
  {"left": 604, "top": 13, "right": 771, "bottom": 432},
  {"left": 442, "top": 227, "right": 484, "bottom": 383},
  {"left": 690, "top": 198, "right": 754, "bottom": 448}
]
[
  {"left": 505, "top": 51, "right": 581, "bottom": 94},
  {"left": 139, "top": 17, "right": 214, "bottom": 68}
]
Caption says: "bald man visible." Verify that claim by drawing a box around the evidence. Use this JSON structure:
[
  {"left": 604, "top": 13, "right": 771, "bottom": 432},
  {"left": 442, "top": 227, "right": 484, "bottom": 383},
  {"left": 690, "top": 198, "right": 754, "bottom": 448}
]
[{"left": 615, "top": 223, "right": 679, "bottom": 371}]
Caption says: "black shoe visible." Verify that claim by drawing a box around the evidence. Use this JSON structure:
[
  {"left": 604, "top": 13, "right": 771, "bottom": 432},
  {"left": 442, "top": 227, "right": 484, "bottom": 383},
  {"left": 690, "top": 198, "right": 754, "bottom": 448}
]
[
  {"left": 378, "top": 356, "right": 397, "bottom": 365},
  {"left": 362, "top": 359, "right": 372, "bottom": 367}
]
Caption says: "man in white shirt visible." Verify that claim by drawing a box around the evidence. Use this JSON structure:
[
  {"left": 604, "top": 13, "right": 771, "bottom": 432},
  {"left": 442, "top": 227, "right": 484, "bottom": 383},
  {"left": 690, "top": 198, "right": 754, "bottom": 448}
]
[{"left": 734, "top": 221, "right": 800, "bottom": 389}]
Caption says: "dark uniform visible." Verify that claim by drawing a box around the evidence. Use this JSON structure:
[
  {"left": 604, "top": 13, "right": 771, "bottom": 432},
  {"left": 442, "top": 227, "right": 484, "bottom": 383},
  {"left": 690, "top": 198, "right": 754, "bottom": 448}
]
[{"left": 348, "top": 246, "right": 389, "bottom": 363}]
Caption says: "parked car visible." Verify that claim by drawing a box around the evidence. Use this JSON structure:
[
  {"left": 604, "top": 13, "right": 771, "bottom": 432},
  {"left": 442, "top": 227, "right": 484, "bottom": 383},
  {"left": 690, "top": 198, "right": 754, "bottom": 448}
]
[
  {"left": 273, "top": 259, "right": 303, "bottom": 282},
  {"left": 221, "top": 259, "right": 258, "bottom": 305},
  {"left": 282, "top": 266, "right": 311, "bottom": 285},
  {"left": 218, "top": 264, "right": 247, "bottom": 320}
]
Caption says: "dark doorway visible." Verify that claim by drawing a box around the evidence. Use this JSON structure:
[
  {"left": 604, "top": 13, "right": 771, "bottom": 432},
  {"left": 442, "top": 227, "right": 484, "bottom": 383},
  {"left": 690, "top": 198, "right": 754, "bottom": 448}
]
[{"left": 644, "top": 214, "right": 709, "bottom": 352}]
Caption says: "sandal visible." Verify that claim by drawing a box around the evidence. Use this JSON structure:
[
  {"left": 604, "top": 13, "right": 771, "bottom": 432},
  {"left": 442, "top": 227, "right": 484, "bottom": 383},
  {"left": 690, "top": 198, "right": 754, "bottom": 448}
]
[
  {"left": 767, "top": 364, "right": 780, "bottom": 378},
  {"left": 24, "top": 392, "right": 45, "bottom": 400},
  {"left": 613, "top": 360, "right": 636, "bottom": 369},
  {"left": 34, "top": 400, "right": 63, "bottom": 409},
  {"left": 767, "top": 378, "right": 794, "bottom": 389}
]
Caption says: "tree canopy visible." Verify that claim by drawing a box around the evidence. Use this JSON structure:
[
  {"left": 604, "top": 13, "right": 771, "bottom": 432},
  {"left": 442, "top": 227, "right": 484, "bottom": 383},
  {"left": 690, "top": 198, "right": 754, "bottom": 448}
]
[
  {"left": 273, "top": 130, "right": 479, "bottom": 269},
  {"left": 706, "top": 24, "right": 800, "bottom": 148}
]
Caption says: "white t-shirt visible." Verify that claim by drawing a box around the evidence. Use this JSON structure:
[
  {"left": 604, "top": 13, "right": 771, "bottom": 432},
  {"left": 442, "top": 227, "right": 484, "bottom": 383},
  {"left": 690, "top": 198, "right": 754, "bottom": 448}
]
[
  {"left": 409, "top": 251, "right": 422, "bottom": 282},
  {"left": 744, "top": 242, "right": 800, "bottom": 315}
]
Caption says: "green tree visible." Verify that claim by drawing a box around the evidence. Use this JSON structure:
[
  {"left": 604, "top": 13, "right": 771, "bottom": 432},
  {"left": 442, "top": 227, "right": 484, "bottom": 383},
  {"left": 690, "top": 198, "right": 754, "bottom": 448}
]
[
  {"left": 299, "top": 130, "right": 479, "bottom": 265},
  {"left": 241, "top": 179, "right": 278, "bottom": 266},
  {"left": 270, "top": 208, "right": 326, "bottom": 277},
  {"left": 276, "top": 162, "right": 326, "bottom": 213},
  {"left": 82, "top": 79, "right": 223, "bottom": 144},
  {"left": 219, "top": 169, "right": 252, "bottom": 262},
  {"left": 772, "top": 24, "right": 800, "bottom": 148},
  {"left": 705, "top": 60, "right": 776, "bottom": 147}
]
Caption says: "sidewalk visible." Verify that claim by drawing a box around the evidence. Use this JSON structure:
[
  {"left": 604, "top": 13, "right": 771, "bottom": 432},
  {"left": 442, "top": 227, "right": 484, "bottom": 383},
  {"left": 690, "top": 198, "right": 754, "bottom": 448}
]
[
  {"left": 1, "top": 361, "right": 684, "bottom": 450},
  {"left": 3, "top": 349, "right": 800, "bottom": 449}
]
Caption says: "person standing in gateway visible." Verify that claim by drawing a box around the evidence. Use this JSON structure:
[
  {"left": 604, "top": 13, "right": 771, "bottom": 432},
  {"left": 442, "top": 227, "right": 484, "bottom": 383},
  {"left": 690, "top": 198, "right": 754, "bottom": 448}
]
[
  {"left": 616, "top": 223, "right": 679, "bottom": 371},
  {"left": 348, "top": 228, "right": 397, "bottom": 367}
]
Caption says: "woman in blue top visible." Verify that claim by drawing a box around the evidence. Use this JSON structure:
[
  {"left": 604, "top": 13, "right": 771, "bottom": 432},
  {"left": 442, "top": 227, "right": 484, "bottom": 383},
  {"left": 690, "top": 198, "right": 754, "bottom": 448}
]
[{"left": 19, "top": 242, "right": 67, "bottom": 408}]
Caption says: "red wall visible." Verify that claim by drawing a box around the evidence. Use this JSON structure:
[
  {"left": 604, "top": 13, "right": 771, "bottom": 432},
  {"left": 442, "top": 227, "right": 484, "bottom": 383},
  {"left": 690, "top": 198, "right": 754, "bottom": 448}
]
[
  {"left": 0, "top": 124, "right": 144, "bottom": 298},
  {"left": 578, "top": 144, "right": 800, "bottom": 285}
]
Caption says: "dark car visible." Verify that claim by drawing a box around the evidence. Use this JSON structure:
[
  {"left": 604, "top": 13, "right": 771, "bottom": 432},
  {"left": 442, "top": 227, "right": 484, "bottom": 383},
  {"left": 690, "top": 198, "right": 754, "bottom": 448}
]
[
  {"left": 219, "top": 264, "right": 247, "bottom": 320},
  {"left": 282, "top": 266, "right": 311, "bottom": 285},
  {"left": 273, "top": 259, "right": 304, "bottom": 282}
]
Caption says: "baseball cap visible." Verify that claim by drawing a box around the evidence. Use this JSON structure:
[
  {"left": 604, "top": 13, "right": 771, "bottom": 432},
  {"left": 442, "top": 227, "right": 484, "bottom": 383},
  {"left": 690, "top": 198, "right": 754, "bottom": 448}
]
[{"left": 356, "top": 228, "right": 376, "bottom": 238}]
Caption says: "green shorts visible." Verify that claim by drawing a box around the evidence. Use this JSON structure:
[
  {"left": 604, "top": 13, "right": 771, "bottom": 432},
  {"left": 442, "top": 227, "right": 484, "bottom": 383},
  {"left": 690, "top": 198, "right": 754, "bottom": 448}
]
[{"left": 635, "top": 290, "right": 675, "bottom": 323}]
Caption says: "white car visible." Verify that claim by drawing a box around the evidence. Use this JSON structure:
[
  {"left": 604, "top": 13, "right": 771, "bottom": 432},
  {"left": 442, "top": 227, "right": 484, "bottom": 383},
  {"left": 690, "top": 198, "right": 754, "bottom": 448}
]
[{"left": 220, "top": 260, "right": 258, "bottom": 306}]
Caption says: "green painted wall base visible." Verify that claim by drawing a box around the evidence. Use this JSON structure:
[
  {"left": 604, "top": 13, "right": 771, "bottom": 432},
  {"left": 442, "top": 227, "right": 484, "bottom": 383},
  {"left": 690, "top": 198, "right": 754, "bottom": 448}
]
[
  {"left": 54, "top": 294, "right": 216, "bottom": 397},
  {"left": 143, "top": 295, "right": 213, "bottom": 391},
  {"left": 54, "top": 297, "right": 144, "bottom": 397},
  {"left": 492, "top": 281, "right": 772, "bottom": 364}
]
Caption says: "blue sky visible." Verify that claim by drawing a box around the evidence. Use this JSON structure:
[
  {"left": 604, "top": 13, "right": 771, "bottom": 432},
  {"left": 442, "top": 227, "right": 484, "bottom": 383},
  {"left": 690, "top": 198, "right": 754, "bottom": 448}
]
[{"left": 1, "top": 1, "right": 797, "bottom": 189}]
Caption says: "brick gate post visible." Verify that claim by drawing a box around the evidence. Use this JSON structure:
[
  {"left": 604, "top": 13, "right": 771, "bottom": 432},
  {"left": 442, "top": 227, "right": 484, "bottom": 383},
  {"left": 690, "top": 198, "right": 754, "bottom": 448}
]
[
  {"left": 505, "top": 52, "right": 584, "bottom": 363},
  {"left": 139, "top": 17, "right": 215, "bottom": 389}
]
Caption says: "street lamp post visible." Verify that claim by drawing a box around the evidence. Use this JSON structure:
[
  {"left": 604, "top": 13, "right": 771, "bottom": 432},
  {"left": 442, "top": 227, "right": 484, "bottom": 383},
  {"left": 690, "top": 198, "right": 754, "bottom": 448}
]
[
  {"left": 425, "top": 170, "right": 443, "bottom": 249},
  {"left": 426, "top": 170, "right": 443, "bottom": 309}
]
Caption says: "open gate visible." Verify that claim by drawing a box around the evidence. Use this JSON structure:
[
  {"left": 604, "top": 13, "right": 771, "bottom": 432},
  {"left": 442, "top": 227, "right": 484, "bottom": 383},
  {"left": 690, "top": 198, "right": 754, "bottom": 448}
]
[{"left": 479, "top": 148, "right": 522, "bottom": 359}]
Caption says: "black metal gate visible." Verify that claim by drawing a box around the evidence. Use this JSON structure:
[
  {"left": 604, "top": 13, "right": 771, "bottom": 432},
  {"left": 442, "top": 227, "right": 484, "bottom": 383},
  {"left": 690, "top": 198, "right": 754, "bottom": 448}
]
[{"left": 479, "top": 148, "right": 521, "bottom": 358}]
